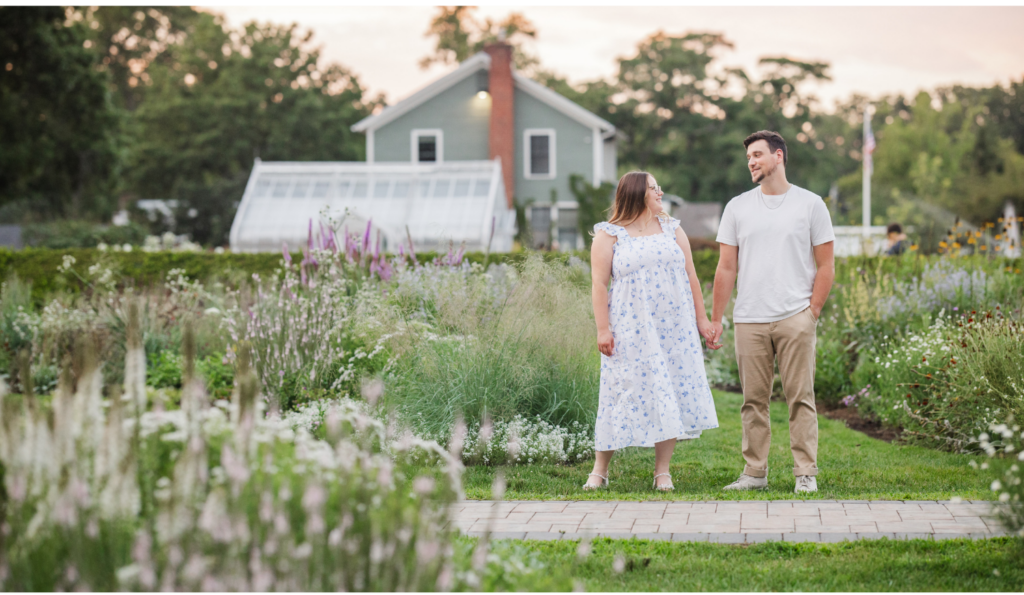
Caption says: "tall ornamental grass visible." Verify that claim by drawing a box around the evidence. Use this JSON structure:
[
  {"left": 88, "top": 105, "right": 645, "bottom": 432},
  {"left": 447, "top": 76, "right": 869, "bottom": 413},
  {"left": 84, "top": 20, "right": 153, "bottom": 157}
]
[
  {"left": 383, "top": 256, "right": 600, "bottom": 443},
  {"left": 0, "top": 304, "right": 462, "bottom": 591}
]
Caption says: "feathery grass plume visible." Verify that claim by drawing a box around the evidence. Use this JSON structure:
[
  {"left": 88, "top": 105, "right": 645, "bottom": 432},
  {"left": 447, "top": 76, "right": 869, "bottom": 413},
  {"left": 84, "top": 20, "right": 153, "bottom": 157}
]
[
  {"left": 96, "top": 385, "right": 139, "bottom": 520},
  {"left": 70, "top": 335, "right": 104, "bottom": 457},
  {"left": 0, "top": 376, "right": 8, "bottom": 570},
  {"left": 233, "top": 341, "right": 259, "bottom": 458},
  {"left": 51, "top": 355, "right": 77, "bottom": 473},
  {"left": 181, "top": 321, "right": 196, "bottom": 385},
  {"left": 123, "top": 299, "right": 147, "bottom": 416},
  {"left": 16, "top": 349, "right": 32, "bottom": 398}
]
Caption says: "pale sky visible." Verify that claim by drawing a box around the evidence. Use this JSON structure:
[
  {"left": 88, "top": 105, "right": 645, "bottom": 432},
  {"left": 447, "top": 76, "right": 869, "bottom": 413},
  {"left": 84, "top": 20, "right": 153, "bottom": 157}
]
[{"left": 211, "top": 6, "right": 1024, "bottom": 110}]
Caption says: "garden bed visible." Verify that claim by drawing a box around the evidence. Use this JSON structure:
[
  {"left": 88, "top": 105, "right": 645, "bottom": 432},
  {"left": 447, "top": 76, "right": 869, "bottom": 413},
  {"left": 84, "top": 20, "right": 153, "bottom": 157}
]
[{"left": 818, "top": 401, "right": 901, "bottom": 443}]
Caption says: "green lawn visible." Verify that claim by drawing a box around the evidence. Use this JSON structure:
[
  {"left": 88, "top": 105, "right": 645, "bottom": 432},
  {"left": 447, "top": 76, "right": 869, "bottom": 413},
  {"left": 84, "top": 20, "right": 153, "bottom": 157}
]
[
  {"left": 461, "top": 391, "right": 993, "bottom": 501},
  {"left": 465, "top": 536, "right": 1024, "bottom": 592}
]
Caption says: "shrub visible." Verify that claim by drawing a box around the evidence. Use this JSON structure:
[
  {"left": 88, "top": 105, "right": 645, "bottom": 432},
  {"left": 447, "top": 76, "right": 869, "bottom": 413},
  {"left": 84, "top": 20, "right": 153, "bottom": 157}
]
[
  {"left": 22, "top": 221, "right": 149, "bottom": 249},
  {"left": 0, "top": 246, "right": 725, "bottom": 307},
  {"left": 0, "top": 314, "right": 461, "bottom": 591},
  {"left": 457, "top": 416, "right": 593, "bottom": 466},
  {"left": 852, "top": 308, "right": 1024, "bottom": 450}
]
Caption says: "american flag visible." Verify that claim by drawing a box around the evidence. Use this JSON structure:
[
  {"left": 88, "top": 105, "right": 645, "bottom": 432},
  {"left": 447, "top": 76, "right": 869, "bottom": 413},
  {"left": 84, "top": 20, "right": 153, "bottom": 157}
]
[{"left": 864, "top": 111, "right": 876, "bottom": 176}]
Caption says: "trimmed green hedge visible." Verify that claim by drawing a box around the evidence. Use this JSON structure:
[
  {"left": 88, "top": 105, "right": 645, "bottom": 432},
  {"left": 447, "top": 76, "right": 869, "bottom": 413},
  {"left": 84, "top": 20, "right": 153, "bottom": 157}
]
[
  {"left": 1, "top": 248, "right": 723, "bottom": 303},
  {"left": 2, "top": 247, "right": 1019, "bottom": 305}
]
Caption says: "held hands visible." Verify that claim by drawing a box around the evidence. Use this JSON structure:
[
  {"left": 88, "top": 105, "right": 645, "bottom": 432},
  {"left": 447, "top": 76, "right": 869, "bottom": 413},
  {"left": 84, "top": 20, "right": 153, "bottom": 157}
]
[
  {"left": 703, "top": 320, "right": 725, "bottom": 350},
  {"left": 597, "top": 329, "right": 615, "bottom": 357}
]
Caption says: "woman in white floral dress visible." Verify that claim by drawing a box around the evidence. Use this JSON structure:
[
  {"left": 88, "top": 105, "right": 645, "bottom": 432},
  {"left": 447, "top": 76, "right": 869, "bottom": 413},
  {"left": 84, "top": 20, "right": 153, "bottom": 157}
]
[{"left": 584, "top": 171, "right": 719, "bottom": 491}]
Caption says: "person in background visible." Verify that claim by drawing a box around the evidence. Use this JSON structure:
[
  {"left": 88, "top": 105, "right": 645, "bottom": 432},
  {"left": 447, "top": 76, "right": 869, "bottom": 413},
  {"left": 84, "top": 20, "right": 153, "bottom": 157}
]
[{"left": 886, "top": 223, "right": 907, "bottom": 255}]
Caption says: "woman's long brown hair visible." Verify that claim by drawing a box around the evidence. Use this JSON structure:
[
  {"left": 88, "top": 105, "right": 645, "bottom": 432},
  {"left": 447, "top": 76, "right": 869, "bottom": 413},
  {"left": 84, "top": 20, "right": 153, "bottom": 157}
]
[{"left": 607, "top": 171, "right": 667, "bottom": 226}]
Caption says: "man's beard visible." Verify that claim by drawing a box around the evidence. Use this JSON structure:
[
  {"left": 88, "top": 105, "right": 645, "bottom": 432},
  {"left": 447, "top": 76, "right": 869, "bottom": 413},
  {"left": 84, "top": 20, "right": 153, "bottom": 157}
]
[{"left": 753, "top": 161, "right": 777, "bottom": 184}]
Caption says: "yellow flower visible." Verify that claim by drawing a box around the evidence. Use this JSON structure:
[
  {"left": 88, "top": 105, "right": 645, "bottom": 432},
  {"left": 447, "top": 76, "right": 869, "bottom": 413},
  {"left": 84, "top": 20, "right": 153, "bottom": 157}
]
[
  {"left": 980, "top": 245, "right": 988, "bottom": 251},
  {"left": 939, "top": 241, "right": 948, "bottom": 248},
  {"left": 909, "top": 244, "right": 918, "bottom": 251}
]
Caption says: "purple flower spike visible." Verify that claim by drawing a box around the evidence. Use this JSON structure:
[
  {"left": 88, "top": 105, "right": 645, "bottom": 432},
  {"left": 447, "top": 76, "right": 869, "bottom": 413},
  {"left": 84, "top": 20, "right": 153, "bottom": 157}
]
[
  {"left": 282, "top": 242, "right": 292, "bottom": 265},
  {"left": 307, "top": 219, "right": 314, "bottom": 251},
  {"left": 363, "top": 220, "right": 372, "bottom": 254},
  {"left": 374, "top": 229, "right": 381, "bottom": 259}
]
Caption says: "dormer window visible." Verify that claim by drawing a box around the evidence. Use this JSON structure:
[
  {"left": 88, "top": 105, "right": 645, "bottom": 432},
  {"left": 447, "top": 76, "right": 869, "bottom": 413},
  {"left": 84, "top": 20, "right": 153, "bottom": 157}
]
[
  {"left": 412, "top": 129, "right": 443, "bottom": 163},
  {"left": 524, "top": 129, "right": 556, "bottom": 179}
]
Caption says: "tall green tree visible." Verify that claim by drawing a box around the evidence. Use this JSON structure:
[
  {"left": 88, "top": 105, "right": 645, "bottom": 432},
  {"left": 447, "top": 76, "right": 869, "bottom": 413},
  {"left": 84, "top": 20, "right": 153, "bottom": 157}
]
[
  {"left": 0, "top": 7, "right": 121, "bottom": 220},
  {"left": 836, "top": 89, "right": 1024, "bottom": 233},
  {"left": 420, "top": 6, "right": 538, "bottom": 72},
  {"left": 128, "top": 14, "right": 379, "bottom": 244}
]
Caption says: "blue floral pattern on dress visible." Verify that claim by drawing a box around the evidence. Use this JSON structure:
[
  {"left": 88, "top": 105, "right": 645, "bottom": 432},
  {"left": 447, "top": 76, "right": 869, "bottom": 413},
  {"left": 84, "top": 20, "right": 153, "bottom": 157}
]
[{"left": 593, "top": 217, "right": 719, "bottom": 451}]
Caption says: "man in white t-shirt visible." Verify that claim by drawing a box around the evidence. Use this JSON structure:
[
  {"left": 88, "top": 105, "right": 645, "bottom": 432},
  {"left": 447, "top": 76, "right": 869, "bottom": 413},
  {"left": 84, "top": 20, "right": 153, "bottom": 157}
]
[{"left": 708, "top": 131, "right": 835, "bottom": 493}]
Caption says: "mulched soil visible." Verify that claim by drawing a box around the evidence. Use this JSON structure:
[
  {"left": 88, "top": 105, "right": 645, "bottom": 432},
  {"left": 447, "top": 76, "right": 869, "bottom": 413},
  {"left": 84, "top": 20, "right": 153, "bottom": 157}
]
[
  {"left": 713, "top": 384, "right": 902, "bottom": 443},
  {"left": 818, "top": 403, "right": 901, "bottom": 443}
]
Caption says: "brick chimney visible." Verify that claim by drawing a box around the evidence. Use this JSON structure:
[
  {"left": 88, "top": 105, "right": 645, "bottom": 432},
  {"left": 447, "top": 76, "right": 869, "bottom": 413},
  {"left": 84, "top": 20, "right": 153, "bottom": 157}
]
[{"left": 484, "top": 42, "right": 515, "bottom": 207}]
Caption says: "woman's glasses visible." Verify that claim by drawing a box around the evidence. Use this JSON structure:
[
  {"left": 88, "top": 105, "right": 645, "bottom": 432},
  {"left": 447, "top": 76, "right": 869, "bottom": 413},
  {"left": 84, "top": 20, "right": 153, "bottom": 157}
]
[{"left": 648, "top": 184, "right": 662, "bottom": 193}]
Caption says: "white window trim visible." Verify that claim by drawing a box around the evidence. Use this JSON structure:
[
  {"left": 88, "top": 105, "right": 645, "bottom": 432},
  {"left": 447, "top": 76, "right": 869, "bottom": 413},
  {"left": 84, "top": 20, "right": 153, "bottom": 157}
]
[
  {"left": 411, "top": 129, "right": 444, "bottom": 164},
  {"left": 523, "top": 128, "right": 556, "bottom": 180}
]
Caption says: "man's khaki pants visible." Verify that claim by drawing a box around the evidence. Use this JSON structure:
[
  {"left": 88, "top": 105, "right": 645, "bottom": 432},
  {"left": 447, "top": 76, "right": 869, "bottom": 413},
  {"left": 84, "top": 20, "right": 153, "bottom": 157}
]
[{"left": 734, "top": 307, "right": 819, "bottom": 478}]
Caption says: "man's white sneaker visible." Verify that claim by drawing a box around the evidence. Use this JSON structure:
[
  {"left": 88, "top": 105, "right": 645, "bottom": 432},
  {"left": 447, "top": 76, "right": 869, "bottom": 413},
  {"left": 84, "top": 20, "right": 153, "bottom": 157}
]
[
  {"left": 722, "top": 474, "right": 768, "bottom": 491},
  {"left": 795, "top": 475, "right": 817, "bottom": 493}
]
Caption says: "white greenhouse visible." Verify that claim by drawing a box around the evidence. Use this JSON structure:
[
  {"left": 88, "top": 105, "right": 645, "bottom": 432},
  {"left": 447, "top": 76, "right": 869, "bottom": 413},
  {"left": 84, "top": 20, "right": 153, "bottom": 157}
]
[{"left": 229, "top": 159, "right": 514, "bottom": 253}]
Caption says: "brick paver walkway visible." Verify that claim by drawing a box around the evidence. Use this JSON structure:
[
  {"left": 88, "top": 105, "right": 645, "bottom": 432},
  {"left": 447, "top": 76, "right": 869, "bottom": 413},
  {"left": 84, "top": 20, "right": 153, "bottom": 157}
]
[{"left": 452, "top": 500, "right": 1009, "bottom": 543}]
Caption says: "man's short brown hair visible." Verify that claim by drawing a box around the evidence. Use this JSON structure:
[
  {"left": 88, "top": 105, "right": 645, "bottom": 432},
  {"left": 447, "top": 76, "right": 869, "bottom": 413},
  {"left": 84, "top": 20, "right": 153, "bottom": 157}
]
[{"left": 744, "top": 130, "right": 788, "bottom": 165}]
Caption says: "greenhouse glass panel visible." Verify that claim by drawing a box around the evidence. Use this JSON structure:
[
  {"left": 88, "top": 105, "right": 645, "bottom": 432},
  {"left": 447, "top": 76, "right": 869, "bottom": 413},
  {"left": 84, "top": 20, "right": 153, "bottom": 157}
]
[
  {"left": 312, "top": 180, "right": 331, "bottom": 198},
  {"left": 254, "top": 178, "right": 272, "bottom": 198},
  {"left": 272, "top": 180, "right": 290, "bottom": 198},
  {"left": 231, "top": 160, "right": 513, "bottom": 253}
]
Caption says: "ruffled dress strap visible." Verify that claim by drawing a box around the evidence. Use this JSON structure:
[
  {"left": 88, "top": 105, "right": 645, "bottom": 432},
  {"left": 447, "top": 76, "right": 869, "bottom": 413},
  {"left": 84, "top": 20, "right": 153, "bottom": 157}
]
[
  {"left": 594, "top": 221, "right": 629, "bottom": 241},
  {"left": 661, "top": 216, "right": 681, "bottom": 235}
]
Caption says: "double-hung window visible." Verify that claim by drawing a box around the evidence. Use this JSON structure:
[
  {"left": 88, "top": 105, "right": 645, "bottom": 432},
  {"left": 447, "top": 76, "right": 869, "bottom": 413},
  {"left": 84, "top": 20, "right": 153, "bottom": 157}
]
[
  {"left": 411, "top": 129, "right": 443, "bottom": 164},
  {"left": 524, "top": 129, "right": 556, "bottom": 179}
]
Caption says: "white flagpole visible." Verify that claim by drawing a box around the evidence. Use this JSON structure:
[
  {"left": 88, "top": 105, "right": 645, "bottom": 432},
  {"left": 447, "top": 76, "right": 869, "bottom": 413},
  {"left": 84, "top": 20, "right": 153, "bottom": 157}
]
[{"left": 862, "top": 104, "right": 872, "bottom": 238}]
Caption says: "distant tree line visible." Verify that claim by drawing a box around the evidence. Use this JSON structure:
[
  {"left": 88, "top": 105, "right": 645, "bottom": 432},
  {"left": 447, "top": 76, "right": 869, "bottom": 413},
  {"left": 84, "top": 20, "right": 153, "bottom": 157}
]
[
  {"left": 2, "top": 6, "right": 1022, "bottom": 247},
  {"left": 0, "top": 7, "right": 378, "bottom": 245}
]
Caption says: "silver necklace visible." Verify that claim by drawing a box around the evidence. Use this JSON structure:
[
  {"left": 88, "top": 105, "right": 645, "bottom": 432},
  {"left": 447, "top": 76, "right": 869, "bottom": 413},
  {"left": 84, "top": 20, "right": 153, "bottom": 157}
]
[
  {"left": 759, "top": 184, "right": 792, "bottom": 210},
  {"left": 629, "top": 209, "right": 656, "bottom": 234}
]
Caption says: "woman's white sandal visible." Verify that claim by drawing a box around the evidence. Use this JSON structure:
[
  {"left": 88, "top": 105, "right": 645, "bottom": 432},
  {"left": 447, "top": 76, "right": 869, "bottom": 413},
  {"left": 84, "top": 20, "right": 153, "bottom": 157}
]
[
  {"left": 653, "top": 473, "right": 674, "bottom": 491},
  {"left": 583, "top": 473, "right": 608, "bottom": 490}
]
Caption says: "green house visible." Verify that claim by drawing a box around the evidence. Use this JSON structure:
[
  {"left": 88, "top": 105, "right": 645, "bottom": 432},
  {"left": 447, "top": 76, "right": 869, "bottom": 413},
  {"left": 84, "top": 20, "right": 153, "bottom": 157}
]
[{"left": 351, "top": 44, "right": 618, "bottom": 250}]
